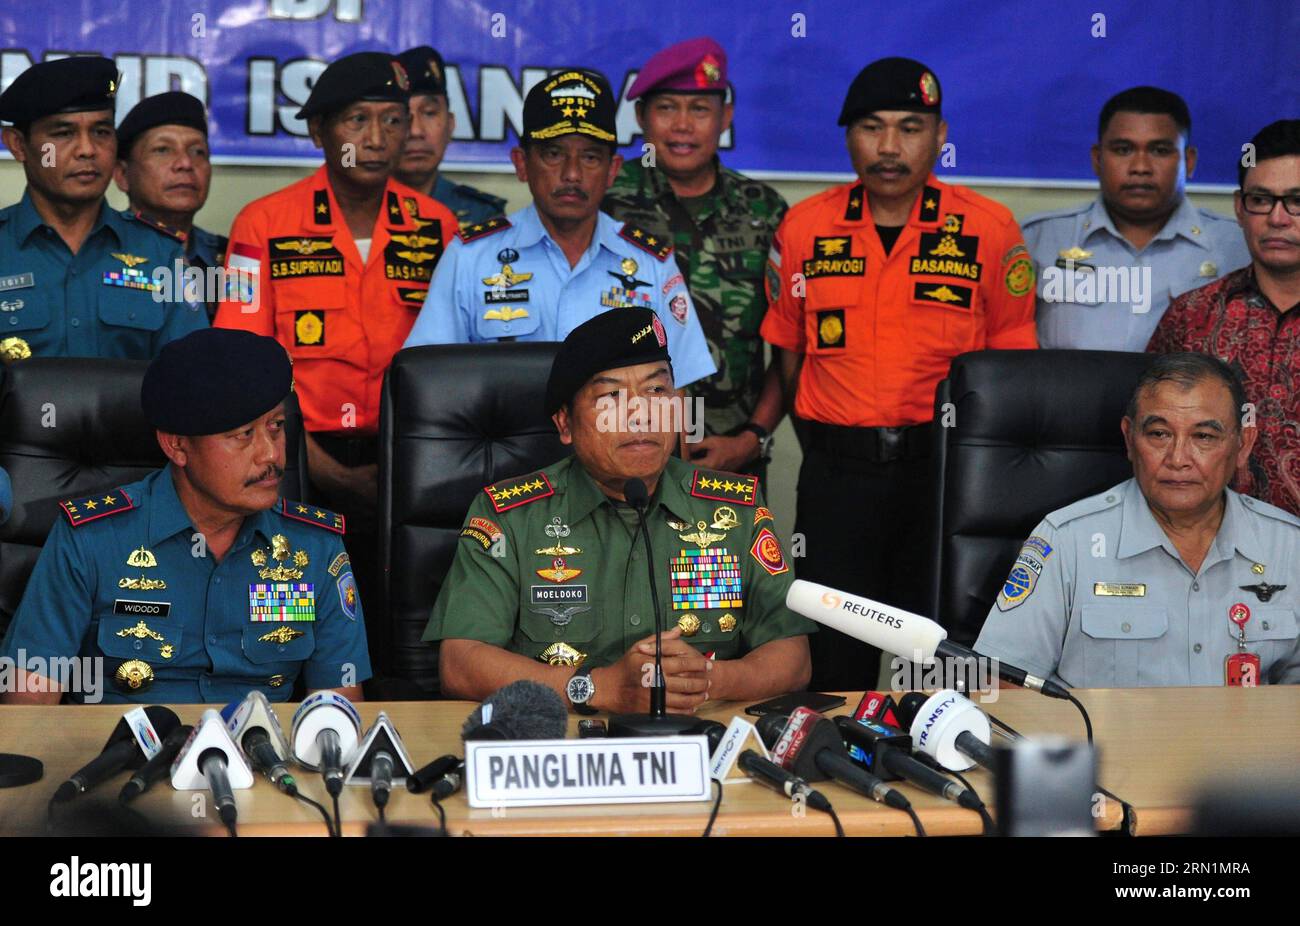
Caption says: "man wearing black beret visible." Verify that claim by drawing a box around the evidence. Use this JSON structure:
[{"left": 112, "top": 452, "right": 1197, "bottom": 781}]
[
  {"left": 114, "top": 91, "right": 228, "bottom": 321},
  {"left": 0, "top": 328, "right": 371, "bottom": 704},
  {"left": 424, "top": 307, "right": 813, "bottom": 713},
  {"left": 0, "top": 56, "right": 205, "bottom": 363}
]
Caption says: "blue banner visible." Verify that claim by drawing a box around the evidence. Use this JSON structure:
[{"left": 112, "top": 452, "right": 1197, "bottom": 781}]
[{"left": 0, "top": 0, "right": 1292, "bottom": 185}]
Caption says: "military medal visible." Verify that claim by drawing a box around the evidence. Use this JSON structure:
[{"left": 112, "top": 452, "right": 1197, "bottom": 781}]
[
  {"left": 115, "top": 659, "right": 154, "bottom": 692},
  {"left": 718, "top": 613, "right": 737, "bottom": 633},
  {"left": 118, "top": 576, "right": 167, "bottom": 590},
  {"left": 115, "top": 621, "right": 164, "bottom": 641},
  {"left": 679, "top": 520, "right": 726, "bottom": 548},
  {"left": 126, "top": 547, "right": 158, "bottom": 568},
  {"left": 536, "top": 556, "right": 582, "bottom": 583},
  {"left": 251, "top": 534, "right": 309, "bottom": 580},
  {"left": 539, "top": 642, "right": 586, "bottom": 667},
  {"left": 710, "top": 506, "right": 739, "bottom": 531},
  {"left": 159, "top": 644, "right": 174, "bottom": 660},
  {"left": 1225, "top": 602, "right": 1261, "bottom": 687},
  {"left": 259, "top": 626, "right": 306, "bottom": 644},
  {"left": 677, "top": 613, "right": 701, "bottom": 637},
  {"left": 535, "top": 516, "right": 581, "bottom": 556}
]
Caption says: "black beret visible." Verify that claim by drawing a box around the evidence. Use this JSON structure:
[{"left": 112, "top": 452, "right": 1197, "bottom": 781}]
[
  {"left": 142, "top": 329, "right": 293, "bottom": 436},
  {"left": 545, "top": 308, "right": 671, "bottom": 415},
  {"left": 116, "top": 91, "right": 207, "bottom": 153},
  {"left": 397, "top": 46, "right": 446, "bottom": 97},
  {"left": 838, "top": 56, "right": 941, "bottom": 126},
  {"left": 522, "top": 69, "right": 617, "bottom": 146},
  {"left": 297, "top": 51, "right": 411, "bottom": 120},
  {"left": 0, "top": 56, "right": 117, "bottom": 126}
]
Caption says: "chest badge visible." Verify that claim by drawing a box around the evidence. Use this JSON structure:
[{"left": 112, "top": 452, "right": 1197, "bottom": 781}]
[
  {"left": 126, "top": 546, "right": 158, "bottom": 568},
  {"left": 251, "top": 534, "right": 309, "bottom": 581},
  {"left": 482, "top": 264, "right": 533, "bottom": 288},
  {"left": 532, "top": 604, "right": 592, "bottom": 627},
  {"left": 537, "top": 556, "right": 582, "bottom": 583},
  {"left": 0, "top": 337, "right": 31, "bottom": 361},
  {"left": 711, "top": 507, "right": 739, "bottom": 531},
  {"left": 259, "top": 626, "right": 306, "bottom": 644},
  {"left": 608, "top": 257, "right": 649, "bottom": 291},
  {"left": 680, "top": 520, "right": 726, "bottom": 549},
  {"left": 116, "top": 621, "right": 164, "bottom": 641},
  {"left": 536, "top": 517, "right": 581, "bottom": 556},
  {"left": 1240, "top": 582, "right": 1286, "bottom": 602}
]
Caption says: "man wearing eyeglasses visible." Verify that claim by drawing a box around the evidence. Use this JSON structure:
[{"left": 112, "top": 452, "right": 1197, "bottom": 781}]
[{"left": 1148, "top": 119, "right": 1300, "bottom": 516}]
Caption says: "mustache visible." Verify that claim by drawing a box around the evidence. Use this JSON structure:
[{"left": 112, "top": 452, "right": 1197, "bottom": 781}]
[
  {"left": 552, "top": 187, "right": 588, "bottom": 200},
  {"left": 245, "top": 464, "right": 284, "bottom": 487},
  {"left": 868, "top": 162, "right": 910, "bottom": 175}
]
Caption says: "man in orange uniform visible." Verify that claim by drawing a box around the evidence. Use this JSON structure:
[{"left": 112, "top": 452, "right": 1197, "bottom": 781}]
[
  {"left": 215, "top": 51, "right": 457, "bottom": 639},
  {"left": 761, "top": 58, "right": 1038, "bottom": 690}
]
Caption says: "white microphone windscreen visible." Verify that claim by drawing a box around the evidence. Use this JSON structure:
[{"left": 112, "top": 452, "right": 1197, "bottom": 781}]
[{"left": 785, "top": 579, "right": 947, "bottom": 661}]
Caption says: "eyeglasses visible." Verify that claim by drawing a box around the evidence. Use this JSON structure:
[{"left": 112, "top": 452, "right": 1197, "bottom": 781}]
[{"left": 1239, "top": 191, "right": 1300, "bottom": 217}]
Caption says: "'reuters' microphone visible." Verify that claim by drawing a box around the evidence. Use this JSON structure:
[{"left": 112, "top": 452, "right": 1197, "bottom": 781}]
[
  {"left": 895, "top": 690, "right": 997, "bottom": 772},
  {"left": 292, "top": 692, "right": 362, "bottom": 797},
  {"left": 606, "top": 477, "right": 699, "bottom": 737},
  {"left": 756, "top": 708, "right": 913, "bottom": 811},
  {"left": 835, "top": 715, "right": 982, "bottom": 810},
  {"left": 119, "top": 724, "right": 192, "bottom": 803},
  {"left": 736, "top": 750, "right": 832, "bottom": 812},
  {"left": 785, "top": 579, "right": 1072, "bottom": 700},
  {"left": 54, "top": 706, "right": 180, "bottom": 803}
]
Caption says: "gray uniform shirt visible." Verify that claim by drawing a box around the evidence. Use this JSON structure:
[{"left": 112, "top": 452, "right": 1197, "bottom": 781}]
[
  {"left": 977, "top": 479, "right": 1300, "bottom": 687},
  {"left": 1024, "top": 196, "right": 1250, "bottom": 351}
]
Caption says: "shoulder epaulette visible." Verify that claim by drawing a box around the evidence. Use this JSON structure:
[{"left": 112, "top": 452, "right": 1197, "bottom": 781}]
[
  {"left": 1020, "top": 203, "right": 1089, "bottom": 227},
  {"left": 130, "top": 211, "right": 187, "bottom": 242},
  {"left": 458, "top": 215, "right": 512, "bottom": 243},
  {"left": 690, "top": 469, "right": 758, "bottom": 507},
  {"left": 1044, "top": 485, "right": 1125, "bottom": 529},
  {"left": 61, "top": 487, "right": 135, "bottom": 527},
  {"left": 1238, "top": 493, "right": 1300, "bottom": 529},
  {"left": 278, "top": 499, "right": 346, "bottom": 534},
  {"left": 618, "top": 222, "right": 673, "bottom": 261},
  {"left": 484, "top": 471, "right": 554, "bottom": 513}
]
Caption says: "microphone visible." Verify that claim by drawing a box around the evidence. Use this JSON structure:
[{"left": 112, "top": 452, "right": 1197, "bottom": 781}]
[
  {"left": 291, "top": 692, "right": 362, "bottom": 797},
  {"left": 834, "top": 715, "right": 982, "bottom": 810},
  {"left": 118, "top": 724, "right": 192, "bottom": 803},
  {"left": 345, "top": 711, "right": 416, "bottom": 812},
  {"left": 223, "top": 691, "right": 295, "bottom": 790},
  {"left": 895, "top": 689, "right": 997, "bottom": 772},
  {"left": 785, "top": 579, "right": 1072, "bottom": 700},
  {"left": 170, "top": 709, "right": 254, "bottom": 832},
  {"left": 607, "top": 477, "right": 700, "bottom": 737},
  {"left": 736, "top": 749, "right": 832, "bottom": 812},
  {"left": 461, "top": 680, "right": 568, "bottom": 741},
  {"left": 53, "top": 706, "right": 180, "bottom": 803},
  {"left": 756, "top": 708, "right": 912, "bottom": 811}
]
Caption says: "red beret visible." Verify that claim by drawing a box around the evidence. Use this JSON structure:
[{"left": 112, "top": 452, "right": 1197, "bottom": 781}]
[{"left": 628, "top": 37, "right": 727, "bottom": 100}]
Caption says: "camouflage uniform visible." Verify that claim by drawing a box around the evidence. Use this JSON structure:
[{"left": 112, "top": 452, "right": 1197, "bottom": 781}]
[{"left": 603, "top": 159, "right": 786, "bottom": 436}]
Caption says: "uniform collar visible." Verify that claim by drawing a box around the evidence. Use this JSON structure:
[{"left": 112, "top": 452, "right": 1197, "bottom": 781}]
[
  {"left": 512, "top": 202, "right": 621, "bottom": 265},
  {"left": 303, "top": 165, "right": 419, "bottom": 233},
  {"left": 561, "top": 455, "right": 695, "bottom": 526},
  {"left": 433, "top": 174, "right": 458, "bottom": 202},
  {"left": 13, "top": 190, "right": 118, "bottom": 245},
  {"left": 637, "top": 157, "right": 733, "bottom": 218},
  {"left": 1116, "top": 477, "right": 1263, "bottom": 566},
  {"left": 148, "top": 465, "right": 277, "bottom": 550},
  {"left": 837, "top": 174, "right": 946, "bottom": 229},
  {"left": 1083, "top": 195, "right": 1210, "bottom": 250}
]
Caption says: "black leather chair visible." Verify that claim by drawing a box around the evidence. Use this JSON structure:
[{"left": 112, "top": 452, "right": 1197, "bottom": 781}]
[
  {"left": 0, "top": 358, "right": 308, "bottom": 635},
  {"left": 379, "top": 344, "right": 567, "bottom": 698},
  {"left": 929, "top": 350, "right": 1156, "bottom": 646}
]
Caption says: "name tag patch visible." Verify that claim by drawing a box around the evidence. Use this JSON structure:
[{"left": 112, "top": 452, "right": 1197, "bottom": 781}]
[
  {"left": 248, "top": 582, "right": 316, "bottom": 622},
  {"left": 531, "top": 585, "right": 589, "bottom": 604},
  {"left": 113, "top": 599, "right": 171, "bottom": 617},
  {"left": 1094, "top": 582, "right": 1146, "bottom": 597},
  {"left": 0, "top": 272, "right": 34, "bottom": 293}
]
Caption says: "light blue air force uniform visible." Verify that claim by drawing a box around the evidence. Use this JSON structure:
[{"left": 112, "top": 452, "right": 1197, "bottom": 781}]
[
  {"left": 1024, "top": 196, "right": 1250, "bottom": 351},
  {"left": 402, "top": 204, "right": 717, "bottom": 388},
  {"left": 977, "top": 479, "right": 1300, "bottom": 688}
]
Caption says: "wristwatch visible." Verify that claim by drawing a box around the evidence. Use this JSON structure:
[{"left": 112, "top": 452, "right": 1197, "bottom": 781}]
[
  {"left": 739, "top": 422, "right": 774, "bottom": 462},
  {"left": 566, "top": 666, "right": 598, "bottom": 715}
]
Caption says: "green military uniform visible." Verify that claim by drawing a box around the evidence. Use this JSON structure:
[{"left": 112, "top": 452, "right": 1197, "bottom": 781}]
[
  {"left": 423, "top": 455, "right": 814, "bottom": 666},
  {"left": 603, "top": 159, "right": 787, "bottom": 436}
]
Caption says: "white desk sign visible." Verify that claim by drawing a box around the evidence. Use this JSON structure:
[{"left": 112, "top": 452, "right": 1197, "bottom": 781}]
[{"left": 465, "top": 735, "right": 712, "bottom": 808}]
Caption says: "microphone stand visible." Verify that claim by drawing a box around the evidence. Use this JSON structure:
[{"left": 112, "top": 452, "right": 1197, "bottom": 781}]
[{"left": 608, "top": 482, "right": 700, "bottom": 737}]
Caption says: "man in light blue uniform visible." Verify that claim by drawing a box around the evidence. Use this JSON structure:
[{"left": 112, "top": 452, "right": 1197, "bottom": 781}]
[
  {"left": 1025, "top": 87, "right": 1249, "bottom": 351},
  {"left": 0, "top": 56, "right": 205, "bottom": 362},
  {"left": 978, "top": 354, "right": 1300, "bottom": 688},
  {"left": 403, "top": 67, "right": 716, "bottom": 389},
  {"left": 0, "top": 329, "right": 370, "bottom": 704}
]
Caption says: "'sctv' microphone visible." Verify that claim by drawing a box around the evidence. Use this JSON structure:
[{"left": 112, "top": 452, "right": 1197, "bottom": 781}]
[
  {"left": 737, "top": 749, "right": 832, "bottom": 812},
  {"left": 756, "top": 708, "right": 912, "bottom": 811},
  {"left": 895, "top": 689, "right": 996, "bottom": 772},
  {"left": 835, "top": 715, "right": 982, "bottom": 810},
  {"left": 118, "top": 724, "right": 192, "bottom": 803},
  {"left": 606, "top": 477, "right": 700, "bottom": 737},
  {"left": 53, "top": 706, "right": 181, "bottom": 803},
  {"left": 785, "top": 579, "right": 1071, "bottom": 700},
  {"left": 462, "top": 680, "right": 568, "bottom": 741},
  {"left": 291, "top": 691, "right": 362, "bottom": 797}
]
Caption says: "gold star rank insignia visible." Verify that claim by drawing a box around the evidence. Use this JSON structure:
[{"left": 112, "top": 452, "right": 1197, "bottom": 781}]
[
  {"left": 690, "top": 469, "right": 758, "bottom": 506},
  {"left": 60, "top": 487, "right": 135, "bottom": 526},
  {"left": 278, "top": 498, "right": 345, "bottom": 534},
  {"left": 484, "top": 471, "right": 554, "bottom": 513}
]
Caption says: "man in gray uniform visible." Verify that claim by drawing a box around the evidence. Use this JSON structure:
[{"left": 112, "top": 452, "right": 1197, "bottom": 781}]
[
  {"left": 978, "top": 352, "right": 1300, "bottom": 687},
  {"left": 1024, "top": 87, "right": 1249, "bottom": 350}
]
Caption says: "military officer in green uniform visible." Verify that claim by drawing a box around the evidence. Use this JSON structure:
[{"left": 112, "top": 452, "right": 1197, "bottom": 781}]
[
  {"left": 603, "top": 38, "right": 787, "bottom": 477},
  {"left": 394, "top": 46, "right": 507, "bottom": 228},
  {"left": 0, "top": 56, "right": 206, "bottom": 362},
  {"left": 425, "top": 307, "right": 813, "bottom": 713},
  {"left": 0, "top": 328, "right": 371, "bottom": 704}
]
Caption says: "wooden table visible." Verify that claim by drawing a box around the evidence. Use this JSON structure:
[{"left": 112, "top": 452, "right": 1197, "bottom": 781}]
[{"left": 1, "top": 687, "right": 1295, "bottom": 836}]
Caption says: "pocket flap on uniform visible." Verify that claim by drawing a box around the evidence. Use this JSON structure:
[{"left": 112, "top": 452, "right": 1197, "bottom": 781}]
[
  {"left": 96, "top": 616, "right": 182, "bottom": 660},
  {"left": 98, "top": 293, "right": 166, "bottom": 331},
  {"left": 1250, "top": 608, "right": 1298, "bottom": 641},
  {"left": 1080, "top": 605, "right": 1168, "bottom": 640}
]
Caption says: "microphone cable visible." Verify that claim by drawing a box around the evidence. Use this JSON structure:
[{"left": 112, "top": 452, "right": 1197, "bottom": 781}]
[{"left": 702, "top": 778, "right": 723, "bottom": 837}]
